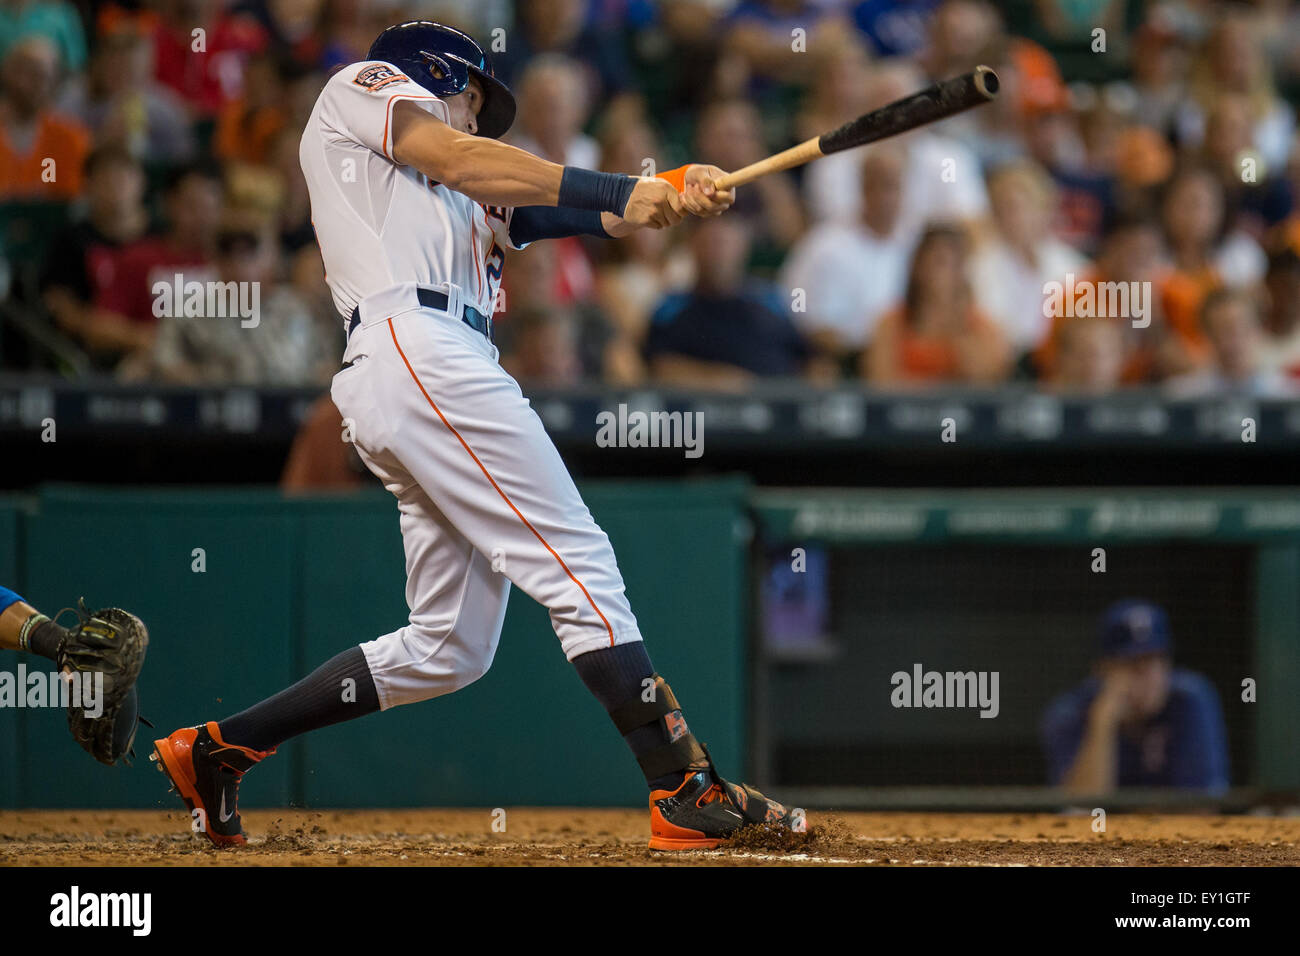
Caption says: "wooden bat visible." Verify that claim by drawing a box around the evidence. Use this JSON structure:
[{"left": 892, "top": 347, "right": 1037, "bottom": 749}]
[{"left": 712, "top": 65, "right": 999, "bottom": 191}]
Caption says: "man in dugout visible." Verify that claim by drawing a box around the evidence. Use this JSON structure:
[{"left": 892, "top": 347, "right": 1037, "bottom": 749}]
[{"left": 1040, "top": 600, "right": 1229, "bottom": 795}]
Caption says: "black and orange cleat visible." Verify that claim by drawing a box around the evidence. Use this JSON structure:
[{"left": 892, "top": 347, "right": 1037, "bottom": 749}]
[
  {"left": 150, "top": 722, "right": 274, "bottom": 847},
  {"left": 649, "top": 767, "right": 802, "bottom": 851}
]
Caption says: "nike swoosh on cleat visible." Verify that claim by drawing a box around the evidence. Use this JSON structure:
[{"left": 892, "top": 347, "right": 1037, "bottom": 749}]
[{"left": 219, "top": 790, "right": 235, "bottom": 824}]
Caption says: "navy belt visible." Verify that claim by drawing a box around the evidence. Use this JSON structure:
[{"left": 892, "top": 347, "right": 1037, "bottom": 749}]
[{"left": 347, "top": 287, "right": 493, "bottom": 342}]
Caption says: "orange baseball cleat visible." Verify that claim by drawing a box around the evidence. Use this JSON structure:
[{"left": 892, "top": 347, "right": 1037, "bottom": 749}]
[
  {"left": 151, "top": 722, "right": 274, "bottom": 847},
  {"left": 649, "top": 768, "right": 802, "bottom": 851}
]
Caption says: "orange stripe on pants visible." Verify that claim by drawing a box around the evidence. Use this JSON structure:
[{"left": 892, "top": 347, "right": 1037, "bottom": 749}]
[{"left": 386, "top": 318, "right": 615, "bottom": 645}]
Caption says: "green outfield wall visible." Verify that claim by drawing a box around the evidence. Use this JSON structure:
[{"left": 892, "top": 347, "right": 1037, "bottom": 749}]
[
  {"left": 0, "top": 480, "right": 749, "bottom": 809},
  {"left": 1, "top": 483, "right": 1296, "bottom": 809}
]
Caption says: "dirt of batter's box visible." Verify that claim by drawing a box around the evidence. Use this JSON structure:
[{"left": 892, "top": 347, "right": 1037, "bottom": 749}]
[
  {"left": 4, "top": 810, "right": 1300, "bottom": 866},
  {"left": 261, "top": 820, "right": 319, "bottom": 854},
  {"left": 722, "top": 815, "right": 858, "bottom": 855}
]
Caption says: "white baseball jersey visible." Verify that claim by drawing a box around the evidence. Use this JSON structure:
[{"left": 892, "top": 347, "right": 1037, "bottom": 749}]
[
  {"left": 299, "top": 61, "right": 518, "bottom": 326},
  {"left": 299, "top": 61, "right": 644, "bottom": 710}
]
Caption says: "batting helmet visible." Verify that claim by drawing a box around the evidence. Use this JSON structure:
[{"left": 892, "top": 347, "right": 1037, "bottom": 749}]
[{"left": 367, "top": 21, "right": 515, "bottom": 140}]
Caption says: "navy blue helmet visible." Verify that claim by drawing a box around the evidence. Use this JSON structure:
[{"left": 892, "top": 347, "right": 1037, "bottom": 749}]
[{"left": 367, "top": 21, "right": 515, "bottom": 139}]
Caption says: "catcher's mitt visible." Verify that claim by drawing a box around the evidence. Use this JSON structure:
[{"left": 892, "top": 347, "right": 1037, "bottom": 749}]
[{"left": 56, "top": 599, "right": 150, "bottom": 765}]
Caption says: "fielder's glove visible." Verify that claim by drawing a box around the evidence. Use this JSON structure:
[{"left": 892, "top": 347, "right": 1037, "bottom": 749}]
[{"left": 56, "top": 599, "right": 150, "bottom": 765}]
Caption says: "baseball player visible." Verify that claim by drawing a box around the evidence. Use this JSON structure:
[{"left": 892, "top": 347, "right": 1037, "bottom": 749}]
[
  {"left": 1041, "top": 600, "right": 1230, "bottom": 794},
  {"left": 151, "top": 21, "right": 799, "bottom": 850},
  {"left": 0, "top": 585, "right": 149, "bottom": 765}
]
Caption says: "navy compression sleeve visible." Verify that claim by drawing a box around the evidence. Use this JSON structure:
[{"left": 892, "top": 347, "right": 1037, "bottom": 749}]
[{"left": 509, "top": 205, "right": 610, "bottom": 245}]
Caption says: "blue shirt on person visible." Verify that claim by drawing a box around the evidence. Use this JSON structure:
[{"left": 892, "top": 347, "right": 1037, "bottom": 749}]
[
  {"left": 644, "top": 285, "right": 811, "bottom": 377},
  {"left": 1040, "top": 669, "right": 1230, "bottom": 792}
]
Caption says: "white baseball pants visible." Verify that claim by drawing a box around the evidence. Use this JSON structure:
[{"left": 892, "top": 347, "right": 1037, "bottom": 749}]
[{"left": 330, "top": 283, "right": 643, "bottom": 710}]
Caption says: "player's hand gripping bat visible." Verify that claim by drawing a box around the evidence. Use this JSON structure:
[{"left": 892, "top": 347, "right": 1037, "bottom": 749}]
[{"left": 712, "top": 65, "right": 999, "bottom": 191}]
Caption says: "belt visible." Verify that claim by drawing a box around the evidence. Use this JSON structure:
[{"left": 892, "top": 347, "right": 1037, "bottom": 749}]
[{"left": 347, "top": 287, "right": 493, "bottom": 342}]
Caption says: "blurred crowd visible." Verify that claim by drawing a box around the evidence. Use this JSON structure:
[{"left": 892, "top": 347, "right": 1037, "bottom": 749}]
[{"left": 1, "top": 0, "right": 1299, "bottom": 397}]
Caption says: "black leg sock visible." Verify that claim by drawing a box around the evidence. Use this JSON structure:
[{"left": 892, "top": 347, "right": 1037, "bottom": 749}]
[
  {"left": 217, "top": 646, "right": 380, "bottom": 753},
  {"left": 573, "top": 642, "right": 695, "bottom": 791}
]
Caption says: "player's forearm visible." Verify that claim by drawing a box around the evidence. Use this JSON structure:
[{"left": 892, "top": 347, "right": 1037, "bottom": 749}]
[
  {"left": 1061, "top": 721, "right": 1119, "bottom": 794},
  {"left": 0, "top": 600, "right": 37, "bottom": 650},
  {"left": 403, "top": 129, "right": 565, "bottom": 206}
]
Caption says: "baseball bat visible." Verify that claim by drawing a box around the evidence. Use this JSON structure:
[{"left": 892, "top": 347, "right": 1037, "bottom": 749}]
[{"left": 712, "top": 65, "right": 999, "bottom": 191}]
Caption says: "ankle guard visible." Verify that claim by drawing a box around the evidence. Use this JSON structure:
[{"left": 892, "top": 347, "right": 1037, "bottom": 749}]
[{"left": 608, "top": 674, "right": 708, "bottom": 780}]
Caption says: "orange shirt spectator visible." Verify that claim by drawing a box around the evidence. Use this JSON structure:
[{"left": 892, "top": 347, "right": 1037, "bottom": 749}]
[
  {"left": 0, "top": 35, "right": 88, "bottom": 200},
  {"left": 1034, "top": 217, "right": 1176, "bottom": 386},
  {"left": 213, "top": 99, "right": 286, "bottom": 164},
  {"left": 868, "top": 303, "right": 1009, "bottom": 385},
  {"left": 0, "top": 109, "right": 88, "bottom": 199},
  {"left": 1158, "top": 267, "right": 1218, "bottom": 367},
  {"left": 863, "top": 224, "right": 1011, "bottom": 387},
  {"left": 1035, "top": 268, "right": 1181, "bottom": 386},
  {"left": 212, "top": 53, "right": 290, "bottom": 164}
]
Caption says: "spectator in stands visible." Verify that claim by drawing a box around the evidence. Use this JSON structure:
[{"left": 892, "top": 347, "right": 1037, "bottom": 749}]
[
  {"left": 1034, "top": 212, "right": 1172, "bottom": 386},
  {"left": 508, "top": 54, "right": 599, "bottom": 168},
  {"left": 780, "top": 145, "right": 911, "bottom": 369},
  {"left": 593, "top": 93, "right": 659, "bottom": 179},
  {"left": 694, "top": 97, "right": 804, "bottom": 270},
  {"left": 1177, "top": 6, "right": 1295, "bottom": 171},
  {"left": 499, "top": 240, "right": 620, "bottom": 382},
  {"left": 1201, "top": 92, "right": 1294, "bottom": 236},
  {"left": 1158, "top": 162, "right": 1267, "bottom": 377},
  {"left": 280, "top": 395, "right": 368, "bottom": 492},
  {"left": 593, "top": 223, "right": 691, "bottom": 385},
  {"left": 630, "top": 0, "right": 730, "bottom": 124},
  {"left": 1112, "top": 123, "right": 1174, "bottom": 218},
  {"left": 1041, "top": 600, "right": 1230, "bottom": 795},
  {"left": 793, "top": 30, "right": 873, "bottom": 145},
  {"left": 918, "top": 0, "right": 998, "bottom": 82},
  {"left": 310, "top": 0, "right": 418, "bottom": 73},
  {"left": 718, "top": 0, "right": 843, "bottom": 95},
  {"left": 591, "top": 105, "right": 693, "bottom": 382},
  {"left": 1056, "top": 96, "right": 1126, "bottom": 252},
  {"left": 140, "top": 0, "right": 268, "bottom": 117},
  {"left": 58, "top": 24, "right": 195, "bottom": 165},
  {"left": 1128, "top": 15, "right": 1192, "bottom": 136},
  {"left": 150, "top": 218, "right": 338, "bottom": 385},
  {"left": 213, "top": 51, "right": 296, "bottom": 165},
  {"left": 953, "top": 27, "right": 1038, "bottom": 172},
  {"left": 849, "top": 0, "right": 939, "bottom": 59},
  {"left": 236, "top": 0, "right": 329, "bottom": 68},
  {"left": 494, "top": 0, "right": 632, "bottom": 105},
  {"left": 39, "top": 146, "right": 151, "bottom": 372},
  {"left": 644, "top": 216, "right": 826, "bottom": 391},
  {"left": 0, "top": 34, "right": 88, "bottom": 200},
  {"left": 1019, "top": 94, "right": 1115, "bottom": 258},
  {"left": 107, "top": 162, "right": 223, "bottom": 375},
  {"left": 971, "top": 160, "right": 1090, "bottom": 365},
  {"left": 0, "top": 0, "right": 86, "bottom": 71},
  {"left": 1166, "top": 287, "right": 1296, "bottom": 398},
  {"left": 862, "top": 223, "right": 1010, "bottom": 387},
  {"left": 1047, "top": 315, "right": 1124, "bottom": 395},
  {"left": 499, "top": 306, "right": 585, "bottom": 387}
]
